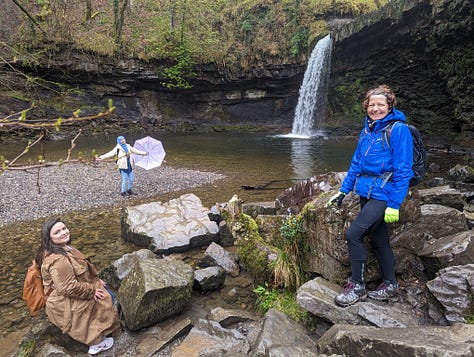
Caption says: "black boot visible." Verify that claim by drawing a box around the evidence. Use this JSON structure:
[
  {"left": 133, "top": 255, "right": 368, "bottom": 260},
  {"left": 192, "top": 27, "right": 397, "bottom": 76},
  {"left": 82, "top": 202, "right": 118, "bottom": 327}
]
[
  {"left": 121, "top": 192, "right": 127, "bottom": 197},
  {"left": 127, "top": 189, "right": 135, "bottom": 196}
]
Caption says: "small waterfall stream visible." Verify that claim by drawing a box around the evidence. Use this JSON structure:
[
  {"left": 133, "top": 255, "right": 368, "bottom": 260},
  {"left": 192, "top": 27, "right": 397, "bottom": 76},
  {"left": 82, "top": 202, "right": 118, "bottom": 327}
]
[{"left": 290, "top": 34, "right": 333, "bottom": 137}]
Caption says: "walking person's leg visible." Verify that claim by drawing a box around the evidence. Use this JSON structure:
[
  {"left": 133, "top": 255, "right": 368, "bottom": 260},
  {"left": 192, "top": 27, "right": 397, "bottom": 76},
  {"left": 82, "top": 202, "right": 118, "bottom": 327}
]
[
  {"left": 335, "top": 198, "right": 386, "bottom": 307},
  {"left": 127, "top": 170, "right": 135, "bottom": 195},
  {"left": 368, "top": 218, "right": 399, "bottom": 300},
  {"left": 120, "top": 170, "right": 128, "bottom": 196}
]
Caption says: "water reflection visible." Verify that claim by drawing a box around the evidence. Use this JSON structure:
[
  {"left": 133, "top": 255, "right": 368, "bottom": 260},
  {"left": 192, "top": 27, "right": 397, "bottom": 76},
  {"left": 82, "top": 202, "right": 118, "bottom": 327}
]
[{"left": 290, "top": 138, "right": 315, "bottom": 179}]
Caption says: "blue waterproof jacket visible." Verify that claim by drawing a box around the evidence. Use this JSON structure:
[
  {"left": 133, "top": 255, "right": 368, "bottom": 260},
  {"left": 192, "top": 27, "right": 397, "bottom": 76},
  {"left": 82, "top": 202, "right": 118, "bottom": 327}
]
[{"left": 340, "top": 108, "right": 413, "bottom": 209}]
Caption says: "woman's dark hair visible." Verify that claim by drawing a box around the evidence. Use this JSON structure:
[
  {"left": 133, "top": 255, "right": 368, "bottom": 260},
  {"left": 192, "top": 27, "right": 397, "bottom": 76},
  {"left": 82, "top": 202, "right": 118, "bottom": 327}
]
[
  {"left": 363, "top": 84, "right": 397, "bottom": 111},
  {"left": 35, "top": 217, "right": 69, "bottom": 266}
]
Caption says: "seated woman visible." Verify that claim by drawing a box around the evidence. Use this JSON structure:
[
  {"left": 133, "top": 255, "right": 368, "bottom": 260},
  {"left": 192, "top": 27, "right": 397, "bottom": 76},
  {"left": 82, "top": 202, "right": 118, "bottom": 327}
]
[{"left": 35, "top": 218, "right": 120, "bottom": 355}]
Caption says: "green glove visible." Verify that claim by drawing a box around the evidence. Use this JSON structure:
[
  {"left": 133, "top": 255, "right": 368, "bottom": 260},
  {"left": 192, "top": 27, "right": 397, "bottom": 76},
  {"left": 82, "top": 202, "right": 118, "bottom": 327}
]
[
  {"left": 326, "top": 192, "right": 346, "bottom": 207},
  {"left": 384, "top": 207, "right": 399, "bottom": 223}
]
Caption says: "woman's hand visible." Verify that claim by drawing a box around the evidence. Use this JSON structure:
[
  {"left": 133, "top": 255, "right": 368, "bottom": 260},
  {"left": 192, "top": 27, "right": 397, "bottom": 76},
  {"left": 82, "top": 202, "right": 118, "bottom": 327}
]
[{"left": 93, "top": 288, "right": 106, "bottom": 301}]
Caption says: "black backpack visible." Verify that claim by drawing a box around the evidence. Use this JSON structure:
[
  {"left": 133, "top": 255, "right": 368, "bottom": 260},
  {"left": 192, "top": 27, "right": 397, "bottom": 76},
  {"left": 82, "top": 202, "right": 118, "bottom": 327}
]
[{"left": 383, "top": 121, "right": 427, "bottom": 187}]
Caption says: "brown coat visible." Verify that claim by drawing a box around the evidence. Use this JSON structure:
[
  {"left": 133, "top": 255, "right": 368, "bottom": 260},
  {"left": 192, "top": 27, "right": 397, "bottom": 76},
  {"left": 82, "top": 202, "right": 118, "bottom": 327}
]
[{"left": 41, "top": 246, "right": 120, "bottom": 345}]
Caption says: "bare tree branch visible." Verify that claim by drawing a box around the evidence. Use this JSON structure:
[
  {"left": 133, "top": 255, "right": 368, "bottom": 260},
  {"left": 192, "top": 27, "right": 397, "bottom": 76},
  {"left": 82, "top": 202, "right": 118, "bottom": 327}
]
[
  {"left": 7, "top": 132, "right": 45, "bottom": 166},
  {"left": 9, "top": 0, "right": 46, "bottom": 35}
]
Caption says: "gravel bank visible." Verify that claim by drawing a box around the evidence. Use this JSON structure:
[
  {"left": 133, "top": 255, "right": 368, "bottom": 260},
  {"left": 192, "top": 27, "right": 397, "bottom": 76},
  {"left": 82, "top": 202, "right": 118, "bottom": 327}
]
[{"left": 0, "top": 162, "right": 225, "bottom": 227}]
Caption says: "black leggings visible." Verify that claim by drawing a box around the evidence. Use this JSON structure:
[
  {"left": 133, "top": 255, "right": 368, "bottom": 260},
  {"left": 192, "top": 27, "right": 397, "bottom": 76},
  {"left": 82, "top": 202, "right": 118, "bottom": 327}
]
[{"left": 345, "top": 197, "right": 396, "bottom": 285}]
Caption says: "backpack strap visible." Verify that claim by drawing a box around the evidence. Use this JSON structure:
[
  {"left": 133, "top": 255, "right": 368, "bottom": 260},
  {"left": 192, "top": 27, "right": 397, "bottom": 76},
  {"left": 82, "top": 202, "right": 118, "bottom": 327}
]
[{"left": 382, "top": 120, "right": 404, "bottom": 148}]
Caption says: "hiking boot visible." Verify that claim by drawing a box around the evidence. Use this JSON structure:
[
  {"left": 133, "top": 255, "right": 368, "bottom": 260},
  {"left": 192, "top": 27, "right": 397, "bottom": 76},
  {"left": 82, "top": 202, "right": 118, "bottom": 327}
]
[
  {"left": 88, "top": 336, "right": 113, "bottom": 355},
  {"left": 127, "top": 189, "right": 135, "bottom": 196},
  {"left": 368, "top": 282, "right": 398, "bottom": 301},
  {"left": 335, "top": 281, "right": 367, "bottom": 307},
  {"left": 120, "top": 192, "right": 127, "bottom": 197}
]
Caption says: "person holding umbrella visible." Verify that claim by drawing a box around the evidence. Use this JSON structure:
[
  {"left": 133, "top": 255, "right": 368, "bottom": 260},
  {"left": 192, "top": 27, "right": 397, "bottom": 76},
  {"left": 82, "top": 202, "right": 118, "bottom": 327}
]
[{"left": 97, "top": 135, "right": 147, "bottom": 196}]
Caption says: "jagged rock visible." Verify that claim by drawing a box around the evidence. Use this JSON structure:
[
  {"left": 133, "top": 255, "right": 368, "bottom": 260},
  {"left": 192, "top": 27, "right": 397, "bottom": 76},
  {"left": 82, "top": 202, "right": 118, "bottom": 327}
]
[
  {"left": 119, "top": 257, "right": 194, "bottom": 331},
  {"left": 242, "top": 201, "right": 277, "bottom": 218},
  {"left": 134, "top": 317, "right": 192, "bottom": 356},
  {"left": 296, "top": 277, "right": 418, "bottom": 328},
  {"left": 276, "top": 172, "right": 423, "bottom": 283},
  {"left": 266, "top": 346, "right": 319, "bottom": 357},
  {"left": 121, "top": 193, "right": 219, "bottom": 254},
  {"left": 447, "top": 164, "right": 474, "bottom": 183},
  {"left": 391, "top": 204, "right": 469, "bottom": 254},
  {"left": 207, "top": 307, "right": 257, "bottom": 328},
  {"left": 317, "top": 323, "right": 474, "bottom": 357},
  {"left": 302, "top": 189, "right": 360, "bottom": 282},
  {"left": 227, "top": 194, "right": 243, "bottom": 219},
  {"left": 37, "top": 344, "right": 71, "bottom": 356},
  {"left": 418, "top": 185, "right": 466, "bottom": 210},
  {"left": 275, "top": 173, "right": 346, "bottom": 215},
  {"left": 193, "top": 266, "right": 226, "bottom": 293},
  {"left": 426, "top": 264, "right": 474, "bottom": 323},
  {"left": 99, "top": 248, "right": 158, "bottom": 291},
  {"left": 115, "top": 248, "right": 157, "bottom": 280},
  {"left": 208, "top": 204, "right": 224, "bottom": 224},
  {"left": 419, "top": 231, "right": 474, "bottom": 275},
  {"left": 218, "top": 220, "right": 235, "bottom": 247},
  {"left": 171, "top": 318, "right": 251, "bottom": 357},
  {"left": 198, "top": 242, "right": 240, "bottom": 277},
  {"left": 251, "top": 308, "right": 317, "bottom": 357},
  {"left": 465, "top": 210, "right": 474, "bottom": 229}
]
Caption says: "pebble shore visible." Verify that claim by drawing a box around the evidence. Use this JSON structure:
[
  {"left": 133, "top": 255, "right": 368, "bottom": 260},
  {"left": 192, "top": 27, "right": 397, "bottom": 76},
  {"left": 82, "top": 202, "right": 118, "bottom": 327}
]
[{"left": 0, "top": 162, "right": 225, "bottom": 227}]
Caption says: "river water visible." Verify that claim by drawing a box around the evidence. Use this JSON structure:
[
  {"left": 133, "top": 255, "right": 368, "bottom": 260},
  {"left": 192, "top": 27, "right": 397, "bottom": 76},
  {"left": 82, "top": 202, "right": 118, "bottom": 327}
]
[{"left": 0, "top": 130, "right": 458, "bottom": 352}]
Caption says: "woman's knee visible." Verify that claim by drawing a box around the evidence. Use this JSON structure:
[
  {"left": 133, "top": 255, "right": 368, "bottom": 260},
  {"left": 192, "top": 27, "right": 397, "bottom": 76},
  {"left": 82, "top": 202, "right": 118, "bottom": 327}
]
[{"left": 346, "top": 224, "right": 365, "bottom": 245}]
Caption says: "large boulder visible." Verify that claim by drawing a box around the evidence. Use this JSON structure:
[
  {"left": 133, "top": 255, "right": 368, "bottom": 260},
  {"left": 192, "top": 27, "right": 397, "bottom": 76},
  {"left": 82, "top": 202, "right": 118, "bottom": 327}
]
[
  {"left": 251, "top": 308, "right": 317, "bottom": 357},
  {"left": 198, "top": 242, "right": 240, "bottom": 277},
  {"left": 426, "top": 264, "right": 474, "bottom": 323},
  {"left": 170, "top": 318, "right": 251, "bottom": 357},
  {"left": 121, "top": 193, "right": 220, "bottom": 254},
  {"left": 317, "top": 323, "right": 474, "bottom": 357},
  {"left": 419, "top": 231, "right": 474, "bottom": 276},
  {"left": 119, "top": 257, "right": 194, "bottom": 331},
  {"left": 418, "top": 185, "right": 467, "bottom": 211},
  {"left": 296, "top": 277, "right": 418, "bottom": 328}
]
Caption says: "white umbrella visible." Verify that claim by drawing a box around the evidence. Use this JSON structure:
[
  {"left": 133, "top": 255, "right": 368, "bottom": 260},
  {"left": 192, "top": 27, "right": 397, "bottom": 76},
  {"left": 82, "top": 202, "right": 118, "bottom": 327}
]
[{"left": 132, "top": 136, "right": 166, "bottom": 170}]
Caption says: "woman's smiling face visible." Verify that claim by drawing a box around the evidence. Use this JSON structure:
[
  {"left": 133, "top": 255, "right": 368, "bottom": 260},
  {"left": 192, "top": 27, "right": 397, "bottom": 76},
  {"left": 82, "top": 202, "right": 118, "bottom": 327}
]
[
  {"left": 366, "top": 94, "right": 389, "bottom": 121},
  {"left": 50, "top": 221, "right": 70, "bottom": 246}
]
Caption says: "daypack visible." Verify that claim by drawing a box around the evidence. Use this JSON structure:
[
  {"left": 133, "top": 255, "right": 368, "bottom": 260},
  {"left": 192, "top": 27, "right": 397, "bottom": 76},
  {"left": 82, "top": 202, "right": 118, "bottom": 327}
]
[
  {"left": 22, "top": 260, "right": 53, "bottom": 316},
  {"left": 383, "top": 121, "right": 427, "bottom": 187}
]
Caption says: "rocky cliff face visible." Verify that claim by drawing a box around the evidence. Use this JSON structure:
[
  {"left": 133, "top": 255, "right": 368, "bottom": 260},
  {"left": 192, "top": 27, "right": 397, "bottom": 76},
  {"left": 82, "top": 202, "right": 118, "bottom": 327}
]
[
  {"left": 328, "top": 0, "right": 473, "bottom": 146},
  {"left": 18, "top": 53, "right": 306, "bottom": 132}
]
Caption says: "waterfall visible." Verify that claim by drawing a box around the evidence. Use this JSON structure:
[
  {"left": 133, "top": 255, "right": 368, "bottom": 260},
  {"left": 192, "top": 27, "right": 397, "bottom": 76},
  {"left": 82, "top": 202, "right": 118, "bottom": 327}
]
[{"left": 291, "top": 34, "right": 332, "bottom": 137}]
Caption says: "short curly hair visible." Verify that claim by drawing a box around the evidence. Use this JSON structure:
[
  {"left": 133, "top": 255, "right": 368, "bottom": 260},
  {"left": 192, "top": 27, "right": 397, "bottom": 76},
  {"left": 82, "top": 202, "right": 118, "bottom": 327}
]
[{"left": 363, "top": 85, "right": 397, "bottom": 111}]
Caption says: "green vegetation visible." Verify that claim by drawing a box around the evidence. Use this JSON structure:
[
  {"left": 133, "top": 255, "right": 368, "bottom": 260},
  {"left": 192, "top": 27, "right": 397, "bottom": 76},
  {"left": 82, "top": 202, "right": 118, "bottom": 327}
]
[
  {"left": 253, "top": 283, "right": 311, "bottom": 325},
  {"left": 235, "top": 213, "right": 275, "bottom": 285},
  {"left": 16, "top": 339, "right": 35, "bottom": 357},
  {"left": 465, "top": 293, "right": 474, "bottom": 324},
  {"left": 274, "top": 215, "right": 309, "bottom": 290},
  {"left": 4, "top": 0, "right": 388, "bottom": 82}
]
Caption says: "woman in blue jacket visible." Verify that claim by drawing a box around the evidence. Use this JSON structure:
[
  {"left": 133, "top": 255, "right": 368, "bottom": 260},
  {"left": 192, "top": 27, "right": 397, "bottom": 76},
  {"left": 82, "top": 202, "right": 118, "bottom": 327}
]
[{"left": 327, "top": 85, "right": 413, "bottom": 307}]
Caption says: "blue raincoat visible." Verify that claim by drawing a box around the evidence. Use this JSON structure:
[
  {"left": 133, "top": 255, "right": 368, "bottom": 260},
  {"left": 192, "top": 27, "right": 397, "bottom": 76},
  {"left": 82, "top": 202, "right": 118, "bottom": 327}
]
[{"left": 340, "top": 108, "right": 413, "bottom": 209}]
